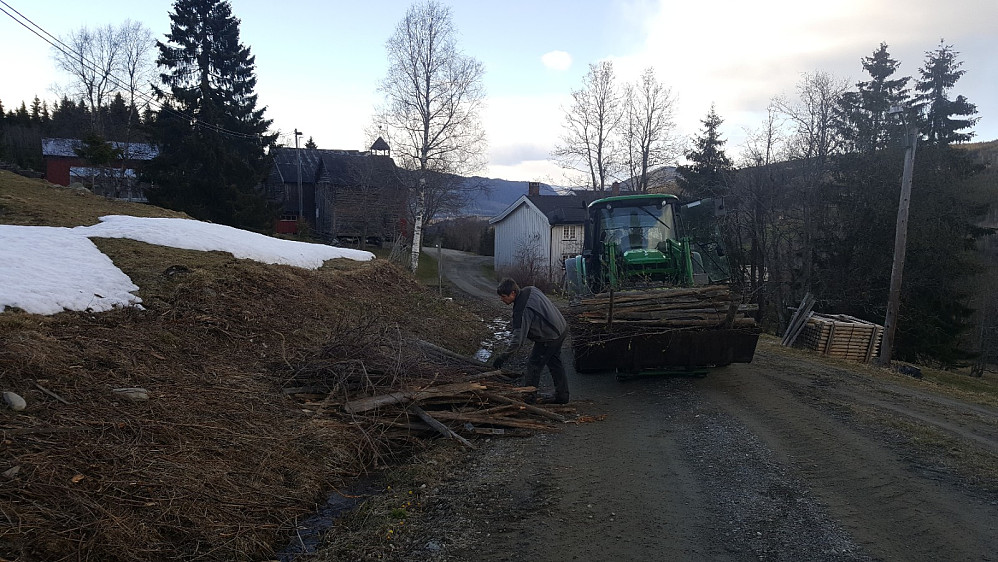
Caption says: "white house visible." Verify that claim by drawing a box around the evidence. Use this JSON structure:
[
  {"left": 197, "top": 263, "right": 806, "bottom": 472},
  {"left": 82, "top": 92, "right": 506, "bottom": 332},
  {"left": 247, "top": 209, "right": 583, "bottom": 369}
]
[{"left": 489, "top": 182, "right": 600, "bottom": 283}]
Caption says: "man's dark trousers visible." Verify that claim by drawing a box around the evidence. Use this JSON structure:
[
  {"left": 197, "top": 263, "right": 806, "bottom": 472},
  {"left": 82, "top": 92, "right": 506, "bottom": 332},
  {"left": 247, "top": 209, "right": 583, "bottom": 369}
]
[{"left": 524, "top": 331, "right": 569, "bottom": 402}]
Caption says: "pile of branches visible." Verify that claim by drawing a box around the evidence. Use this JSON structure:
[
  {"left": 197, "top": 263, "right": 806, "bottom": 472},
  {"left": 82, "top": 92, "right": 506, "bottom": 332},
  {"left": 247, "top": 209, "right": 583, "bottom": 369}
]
[{"left": 284, "top": 337, "right": 571, "bottom": 458}]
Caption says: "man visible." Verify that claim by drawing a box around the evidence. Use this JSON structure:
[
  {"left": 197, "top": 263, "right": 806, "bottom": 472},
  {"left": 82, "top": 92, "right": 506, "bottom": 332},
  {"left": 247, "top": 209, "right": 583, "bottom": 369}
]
[{"left": 492, "top": 278, "right": 570, "bottom": 404}]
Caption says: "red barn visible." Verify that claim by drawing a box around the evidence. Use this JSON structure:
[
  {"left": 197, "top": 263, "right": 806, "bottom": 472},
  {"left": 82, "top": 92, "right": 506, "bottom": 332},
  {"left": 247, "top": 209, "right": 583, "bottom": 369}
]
[{"left": 42, "top": 137, "right": 158, "bottom": 201}]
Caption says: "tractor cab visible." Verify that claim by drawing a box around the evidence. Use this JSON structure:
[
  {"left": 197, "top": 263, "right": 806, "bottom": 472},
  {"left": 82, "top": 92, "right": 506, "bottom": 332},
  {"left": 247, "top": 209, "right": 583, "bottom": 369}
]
[
  {"left": 588, "top": 194, "right": 686, "bottom": 290},
  {"left": 566, "top": 193, "right": 732, "bottom": 296}
]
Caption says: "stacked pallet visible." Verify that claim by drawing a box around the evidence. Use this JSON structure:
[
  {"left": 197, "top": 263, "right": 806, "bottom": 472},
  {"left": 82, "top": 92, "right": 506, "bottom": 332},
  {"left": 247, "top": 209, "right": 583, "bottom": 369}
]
[
  {"left": 797, "top": 313, "right": 883, "bottom": 362},
  {"left": 571, "top": 285, "right": 757, "bottom": 328}
]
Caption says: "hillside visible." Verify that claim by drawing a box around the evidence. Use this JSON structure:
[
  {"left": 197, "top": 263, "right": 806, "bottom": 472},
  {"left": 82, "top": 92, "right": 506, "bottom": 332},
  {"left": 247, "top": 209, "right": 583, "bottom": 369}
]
[
  {"left": 458, "top": 176, "right": 561, "bottom": 217},
  {"left": 0, "top": 171, "right": 492, "bottom": 560}
]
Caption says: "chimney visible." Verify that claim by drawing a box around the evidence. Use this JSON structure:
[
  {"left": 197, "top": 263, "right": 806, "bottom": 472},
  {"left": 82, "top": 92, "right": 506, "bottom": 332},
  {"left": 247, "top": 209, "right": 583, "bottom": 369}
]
[
  {"left": 528, "top": 181, "right": 540, "bottom": 196},
  {"left": 611, "top": 182, "right": 620, "bottom": 196}
]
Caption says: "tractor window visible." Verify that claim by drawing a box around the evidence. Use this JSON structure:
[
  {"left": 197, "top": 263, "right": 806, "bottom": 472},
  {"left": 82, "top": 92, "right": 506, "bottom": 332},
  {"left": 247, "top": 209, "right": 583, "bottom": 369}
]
[{"left": 599, "top": 203, "right": 675, "bottom": 250}]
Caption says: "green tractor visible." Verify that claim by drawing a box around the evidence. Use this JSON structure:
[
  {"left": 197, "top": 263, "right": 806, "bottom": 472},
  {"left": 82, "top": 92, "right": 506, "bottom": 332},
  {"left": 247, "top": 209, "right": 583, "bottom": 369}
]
[{"left": 564, "top": 193, "right": 759, "bottom": 376}]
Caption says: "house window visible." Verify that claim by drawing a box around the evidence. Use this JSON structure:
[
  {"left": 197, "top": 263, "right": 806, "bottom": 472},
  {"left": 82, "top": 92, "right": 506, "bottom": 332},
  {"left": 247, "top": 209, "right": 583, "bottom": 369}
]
[{"left": 562, "top": 225, "right": 576, "bottom": 241}]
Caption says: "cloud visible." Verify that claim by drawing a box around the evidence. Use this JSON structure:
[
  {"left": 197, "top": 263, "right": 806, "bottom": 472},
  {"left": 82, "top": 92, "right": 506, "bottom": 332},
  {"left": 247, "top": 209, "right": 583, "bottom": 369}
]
[
  {"left": 605, "top": 0, "right": 998, "bottom": 153},
  {"left": 541, "top": 50, "right": 572, "bottom": 71},
  {"left": 489, "top": 143, "right": 552, "bottom": 167}
]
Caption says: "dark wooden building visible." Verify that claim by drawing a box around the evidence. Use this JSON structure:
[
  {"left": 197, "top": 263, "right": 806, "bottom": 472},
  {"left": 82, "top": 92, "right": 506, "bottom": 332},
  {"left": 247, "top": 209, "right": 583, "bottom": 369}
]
[{"left": 265, "top": 140, "right": 406, "bottom": 245}]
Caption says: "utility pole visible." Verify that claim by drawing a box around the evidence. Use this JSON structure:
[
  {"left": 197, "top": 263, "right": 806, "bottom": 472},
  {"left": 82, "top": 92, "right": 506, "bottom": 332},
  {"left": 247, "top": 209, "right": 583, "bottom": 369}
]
[
  {"left": 876, "top": 119, "right": 918, "bottom": 367},
  {"left": 294, "top": 129, "right": 303, "bottom": 226}
]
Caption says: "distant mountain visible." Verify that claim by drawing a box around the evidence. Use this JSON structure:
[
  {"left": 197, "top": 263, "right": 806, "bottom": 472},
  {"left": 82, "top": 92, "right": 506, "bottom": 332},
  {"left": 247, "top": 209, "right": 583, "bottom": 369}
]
[
  {"left": 451, "top": 166, "right": 679, "bottom": 218},
  {"left": 458, "top": 177, "right": 562, "bottom": 217}
]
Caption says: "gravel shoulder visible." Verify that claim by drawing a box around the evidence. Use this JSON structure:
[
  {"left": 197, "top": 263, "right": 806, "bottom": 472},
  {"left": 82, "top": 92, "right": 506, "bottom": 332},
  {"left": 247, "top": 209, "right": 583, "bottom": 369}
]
[{"left": 316, "top": 250, "right": 998, "bottom": 562}]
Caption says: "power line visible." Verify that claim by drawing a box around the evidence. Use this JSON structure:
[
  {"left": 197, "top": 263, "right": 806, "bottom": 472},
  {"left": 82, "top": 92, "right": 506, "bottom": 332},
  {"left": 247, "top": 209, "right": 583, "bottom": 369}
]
[{"left": 0, "top": 0, "right": 267, "bottom": 141}]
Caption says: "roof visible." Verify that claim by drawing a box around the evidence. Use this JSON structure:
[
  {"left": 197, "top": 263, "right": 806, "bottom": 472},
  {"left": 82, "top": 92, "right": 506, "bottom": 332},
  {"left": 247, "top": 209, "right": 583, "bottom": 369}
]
[
  {"left": 588, "top": 193, "right": 679, "bottom": 209},
  {"left": 316, "top": 151, "right": 399, "bottom": 186},
  {"left": 490, "top": 192, "right": 596, "bottom": 225},
  {"left": 269, "top": 147, "right": 398, "bottom": 186},
  {"left": 528, "top": 194, "right": 589, "bottom": 224},
  {"left": 41, "top": 138, "right": 158, "bottom": 160}
]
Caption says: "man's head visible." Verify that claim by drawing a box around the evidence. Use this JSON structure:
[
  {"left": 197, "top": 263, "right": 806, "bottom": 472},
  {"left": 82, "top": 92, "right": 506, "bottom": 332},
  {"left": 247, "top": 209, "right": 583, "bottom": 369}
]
[{"left": 497, "top": 278, "right": 519, "bottom": 305}]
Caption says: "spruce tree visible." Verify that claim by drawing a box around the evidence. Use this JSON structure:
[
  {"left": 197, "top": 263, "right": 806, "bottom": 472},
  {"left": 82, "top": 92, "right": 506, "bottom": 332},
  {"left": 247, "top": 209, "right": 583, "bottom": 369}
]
[
  {"left": 30, "top": 96, "right": 43, "bottom": 123},
  {"left": 146, "top": 0, "right": 276, "bottom": 231},
  {"left": 837, "top": 43, "right": 910, "bottom": 153},
  {"left": 914, "top": 41, "right": 978, "bottom": 145},
  {"left": 676, "top": 105, "right": 733, "bottom": 200}
]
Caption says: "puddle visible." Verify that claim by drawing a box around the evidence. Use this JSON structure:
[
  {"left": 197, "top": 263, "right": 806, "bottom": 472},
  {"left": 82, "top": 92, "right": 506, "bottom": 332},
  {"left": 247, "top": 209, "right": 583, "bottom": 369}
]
[
  {"left": 475, "top": 316, "right": 510, "bottom": 362},
  {"left": 276, "top": 476, "right": 383, "bottom": 561}
]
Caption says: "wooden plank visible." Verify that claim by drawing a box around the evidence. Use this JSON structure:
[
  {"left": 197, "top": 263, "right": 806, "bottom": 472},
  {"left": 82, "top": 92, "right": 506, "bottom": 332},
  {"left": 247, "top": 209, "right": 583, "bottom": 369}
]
[
  {"left": 429, "top": 410, "right": 556, "bottom": 431},
  {"left": 475, "top": 390, "right": 566, "bottom": 422},
  {"left": 822, "top": 322, "right": 837, "bottom": 355},
  {"left": 782, "top": 292, "right": 815, "bottom": 347},
  {"left": 343, "top": 382, "right": 486, "bottom": 414}
]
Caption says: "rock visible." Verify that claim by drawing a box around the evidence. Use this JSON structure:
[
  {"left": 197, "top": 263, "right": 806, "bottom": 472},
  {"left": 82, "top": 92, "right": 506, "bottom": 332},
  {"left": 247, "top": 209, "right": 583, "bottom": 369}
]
[
  {"left": 162, "top": 264, "right": 190, "bottom": 277},
  {"left": 112, "top": 387, "right": 150, "bottom": 401},
  {"left": 2, "top": 391, "right": 26, "bottom": 411}
]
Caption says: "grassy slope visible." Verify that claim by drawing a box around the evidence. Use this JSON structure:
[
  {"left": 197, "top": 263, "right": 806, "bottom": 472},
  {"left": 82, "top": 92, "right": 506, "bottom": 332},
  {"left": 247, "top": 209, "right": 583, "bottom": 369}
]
[{"left": 0, "top": 171, "right": 488, "bottom": 561}]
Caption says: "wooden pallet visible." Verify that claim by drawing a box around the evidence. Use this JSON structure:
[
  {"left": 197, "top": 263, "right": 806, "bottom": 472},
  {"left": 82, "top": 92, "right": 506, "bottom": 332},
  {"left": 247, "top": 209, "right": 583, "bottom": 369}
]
[{"left": 796, "top": 313, "right": 883, "bottom": 363}]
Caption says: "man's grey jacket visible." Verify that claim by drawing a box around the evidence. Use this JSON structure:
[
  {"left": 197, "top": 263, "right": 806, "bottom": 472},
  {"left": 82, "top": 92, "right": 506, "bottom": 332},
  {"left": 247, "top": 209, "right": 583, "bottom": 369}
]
[{"left": 503, "top": 286, "right": 568, "bottom": 354}]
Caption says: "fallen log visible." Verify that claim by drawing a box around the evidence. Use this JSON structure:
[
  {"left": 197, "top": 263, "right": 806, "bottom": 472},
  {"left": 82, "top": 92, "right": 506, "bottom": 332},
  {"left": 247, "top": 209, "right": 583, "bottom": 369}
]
[
  {"left": 408, "top": 405, "right": 476, "bottom": 449},
  {"left": 414, "top": 339, "right": 489, "bottom": 369}
]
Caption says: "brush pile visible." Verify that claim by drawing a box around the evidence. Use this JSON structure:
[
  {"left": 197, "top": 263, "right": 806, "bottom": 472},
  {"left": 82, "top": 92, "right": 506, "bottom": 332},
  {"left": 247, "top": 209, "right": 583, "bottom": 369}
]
[{"left": 285, "top": 338, "right": 570, "bottom": 450}]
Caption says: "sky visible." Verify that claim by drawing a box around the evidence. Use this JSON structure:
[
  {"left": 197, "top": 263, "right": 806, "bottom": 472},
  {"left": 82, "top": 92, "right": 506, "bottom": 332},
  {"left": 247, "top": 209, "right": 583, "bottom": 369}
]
[
  {"left": 1, "top": 0, "right": 995, "bottom": 185},
  {"left": 0, "top": 216, "right": 373, "bottom": 315}
]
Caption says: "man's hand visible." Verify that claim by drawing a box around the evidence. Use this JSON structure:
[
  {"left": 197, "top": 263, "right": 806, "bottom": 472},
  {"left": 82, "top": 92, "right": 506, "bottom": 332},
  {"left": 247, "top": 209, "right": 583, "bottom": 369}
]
[{"left": 492, "top": 353, "right": 509, "bottom": 370}]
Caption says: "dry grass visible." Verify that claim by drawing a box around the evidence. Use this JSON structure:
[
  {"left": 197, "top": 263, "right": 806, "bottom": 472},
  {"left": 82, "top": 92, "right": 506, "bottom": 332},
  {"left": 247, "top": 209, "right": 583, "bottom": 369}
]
[{"left": 0, "top": 172, "right": 489, "bottom": 560}]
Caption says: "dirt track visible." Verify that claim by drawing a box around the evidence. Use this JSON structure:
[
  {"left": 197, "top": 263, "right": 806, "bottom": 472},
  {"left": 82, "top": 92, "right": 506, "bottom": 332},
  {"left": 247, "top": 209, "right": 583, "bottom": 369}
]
[{"left": 335, "top": 251, "right": 998, "bottom": 561}]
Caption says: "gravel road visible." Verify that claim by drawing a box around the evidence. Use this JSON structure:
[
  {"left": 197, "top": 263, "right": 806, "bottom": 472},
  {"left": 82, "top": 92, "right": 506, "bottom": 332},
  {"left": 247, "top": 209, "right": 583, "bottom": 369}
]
[{"left": 339, "top": 250, "right": 998, "bottom": 561}]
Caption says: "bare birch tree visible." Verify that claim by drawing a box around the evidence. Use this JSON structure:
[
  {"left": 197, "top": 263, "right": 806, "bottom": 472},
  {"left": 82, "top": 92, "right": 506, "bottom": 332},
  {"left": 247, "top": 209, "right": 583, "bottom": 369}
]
[
  {"left": 119, "top": 21, "right": 154, "bottom": 136},
  {"left": 376, "top": 0, "right": 487, "bottom": 272},
  {"left": 623, "top": 67, "right": 678, "bottom": 192},
  {"left": 775, "top": 71, "right": 848, "bottom": 169},
  {"left": 772, "top": 71, "right": 849, "bottom": 294},
  {"left": 54, "top": 24, "right": 121, "bottom": 134},
  {"left": 53, "top": 21, "right": 155, "bottom": 137},
  {"left": 554, "top": 60, "right": 622, "bottom": 191}
]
